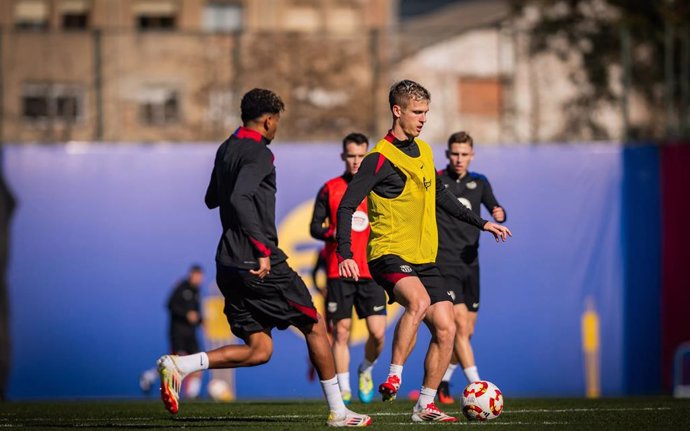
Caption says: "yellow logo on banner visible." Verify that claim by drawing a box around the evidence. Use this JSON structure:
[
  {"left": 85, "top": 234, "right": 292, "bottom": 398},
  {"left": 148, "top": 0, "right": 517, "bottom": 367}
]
[{"left": 278, "top": 200, "right": 401, "bottom": 344}]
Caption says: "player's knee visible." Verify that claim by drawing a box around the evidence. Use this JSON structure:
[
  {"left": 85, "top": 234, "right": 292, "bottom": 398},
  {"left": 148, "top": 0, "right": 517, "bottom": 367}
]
[
  {"left": 407, "top": 297, "right": 431, "bottom": 320},
  {"left": 334, "top": 325, "right": 350, "bottom": 344},
  {"left": 249, "top": 344, "right": 273, "bottom": 365},
  {"left": 369, "top": 328, "right": 385, "bottom": 346},
  {"left": 435, "top": 323, "right": 456, "bottom": 346}
]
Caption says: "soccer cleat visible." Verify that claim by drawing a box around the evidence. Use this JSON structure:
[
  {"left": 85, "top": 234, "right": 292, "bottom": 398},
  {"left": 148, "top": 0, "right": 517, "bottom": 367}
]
[
  {"left": 358, "top": 370, "right": 374, "bottom": 403},
  {"left": 327, "top": 409, "right": 373, "bottom": 427},
  {"left": 411, "top": 402, "right": 458, "bottom": 423},
  {"left": 341, "top": 390, "right": 352, "bottom": 405},
  {"left": 157, "top": 355, "right": 186, "bottom": 414},
  {"left": 437, "top": 381, "right": 454, "bottom": 404},
  {"left": 378, "top": 374, "right": 401, "bottom": 402}
]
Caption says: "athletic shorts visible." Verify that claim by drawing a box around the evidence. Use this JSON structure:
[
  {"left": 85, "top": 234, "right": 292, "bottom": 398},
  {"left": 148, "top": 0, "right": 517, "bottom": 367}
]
[
  {"left": 326, "top": 278, "right": 387, "bottom": 321},
  {"left": 368, "top": 254, "right": 453, "bottom": 305},
  {"left": 436, "top": 259, "right": 480, "bottom": 311},
  {"left": 216, "top": 261, "right": 318, "bottom": 340}
]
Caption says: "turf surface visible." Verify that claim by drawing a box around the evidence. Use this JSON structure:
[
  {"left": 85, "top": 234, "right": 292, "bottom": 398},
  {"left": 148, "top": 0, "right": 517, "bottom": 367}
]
[{"left": 1, "top": 397, "right": 689, "bottom": 430}]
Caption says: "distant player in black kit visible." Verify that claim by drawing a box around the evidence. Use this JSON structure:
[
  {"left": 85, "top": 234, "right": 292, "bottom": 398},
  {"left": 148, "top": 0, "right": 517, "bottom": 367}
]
[
  {"left": 156, "top": 89, "right": 371, "bottom": 427},
  {"left": 435, "top": 131, "right": 506, "bottom": 404},
  {"left": 140, "top": 265, "right": 205, "bottom": 397}
]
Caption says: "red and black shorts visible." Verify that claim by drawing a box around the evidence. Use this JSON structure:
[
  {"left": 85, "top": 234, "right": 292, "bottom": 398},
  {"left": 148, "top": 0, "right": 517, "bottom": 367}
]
[
  {"left": 368, "top": 254, "right": 453, "bottom": 305},
  {"left": 216, "top": 261, "right": 319, "bottom": 341},
  {"left": 326, "top": 278, "right": 387, "bottom": 321},
  {"left": 436, "top": 259, "right": 481, "bottom": 312}
]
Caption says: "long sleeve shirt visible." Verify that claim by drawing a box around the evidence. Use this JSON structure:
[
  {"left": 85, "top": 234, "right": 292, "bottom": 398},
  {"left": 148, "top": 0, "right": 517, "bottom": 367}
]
[{"left": 205, "top": 127, "right": 288, "bottom": 269}]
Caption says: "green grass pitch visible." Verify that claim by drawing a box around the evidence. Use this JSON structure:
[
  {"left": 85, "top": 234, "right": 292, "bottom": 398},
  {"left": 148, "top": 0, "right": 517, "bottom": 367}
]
[{"left": 1, "top": 397, "right": 689, "bottom": 430}]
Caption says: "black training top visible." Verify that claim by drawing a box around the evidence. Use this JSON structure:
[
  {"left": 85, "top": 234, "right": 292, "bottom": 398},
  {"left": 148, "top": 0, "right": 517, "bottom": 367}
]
[
  {"left": 436, "top": 166, "right": 506, "bottom": 264},
  {"left": 167, "top": 279, "right": 201, "bottom": 337},
  {"left": 205, "top": 127, "right": 288, "bottom": 269},
  {"left": 336, "top": 133, "right": 488, "bottom": 260}
]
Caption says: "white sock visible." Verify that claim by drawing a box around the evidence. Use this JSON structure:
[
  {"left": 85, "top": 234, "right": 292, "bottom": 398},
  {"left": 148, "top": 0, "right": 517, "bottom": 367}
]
[
  {"left": 321, "top": 377, "right": 347, "bottom": 415},
  {"left": 388, "top": 363, "right": 403, "bottom": 379},
  {"left": 359, "top": 358, "right": 376, "bottom": 374},
  {"left": 442, "top": 363, "right": 458, "bottom": 382},
  {"left": 336, "top": 372, "right": 351, "bottom": 393},
  {"left": 416, "top": 386, "right": 437, "bottom": 409},
  {"left": 175, "top": 352, "right": 209, "bottom": 374},
  {"left": 464, "top": 366, "right": 480, "bottom": 383}
]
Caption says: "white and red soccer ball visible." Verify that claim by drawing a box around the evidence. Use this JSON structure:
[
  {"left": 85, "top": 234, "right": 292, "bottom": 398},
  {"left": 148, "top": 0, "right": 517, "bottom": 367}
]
[{"left": 461, "top": 380, "right": 504, "bottom": 421}]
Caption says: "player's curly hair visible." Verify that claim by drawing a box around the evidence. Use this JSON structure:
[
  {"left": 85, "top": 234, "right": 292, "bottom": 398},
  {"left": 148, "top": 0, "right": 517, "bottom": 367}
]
[
  {"left": 447, "top": 131, "right": 474, "bottom": 148},
  {"left": 241, "top": 88, "right": 285, "bottom": 123},
  {"left": 388, "top": 80, "right": 431, "bottom": 109}
]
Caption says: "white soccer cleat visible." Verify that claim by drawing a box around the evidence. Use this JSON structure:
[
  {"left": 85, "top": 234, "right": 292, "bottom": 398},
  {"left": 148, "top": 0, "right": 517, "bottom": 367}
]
[
  {"left": 411, "top": 402, "right": 458, "bottom": 423},
  {"left": 326, "top": 409, "right": 373, "bottom": 427},
  {"left": 157, "top": 355, "right": 186, "bottom": 414}
]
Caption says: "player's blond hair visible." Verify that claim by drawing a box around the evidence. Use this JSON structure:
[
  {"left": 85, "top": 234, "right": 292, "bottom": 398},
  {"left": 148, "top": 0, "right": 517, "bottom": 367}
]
[{"left": 388, "top": 80, "right": 430, "bottom": 110}]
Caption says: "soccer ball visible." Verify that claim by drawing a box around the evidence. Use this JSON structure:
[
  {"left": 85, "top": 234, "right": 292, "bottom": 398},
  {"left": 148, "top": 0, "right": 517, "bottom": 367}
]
[
  {"left": 207, "top": 378, "right": 233, "bottom": 402},
  {"left": 461, "top": 380, "right": 503, "bottom": 421}
]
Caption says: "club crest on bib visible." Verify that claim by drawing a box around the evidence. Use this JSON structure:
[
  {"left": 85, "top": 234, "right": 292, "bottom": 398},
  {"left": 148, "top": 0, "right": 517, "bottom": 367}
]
[
  {"left": 351, "top": 210, "right": 369, "bottom": 232},
  {"left": 466, "top": 181, "right": 477, "bottom": 189}
]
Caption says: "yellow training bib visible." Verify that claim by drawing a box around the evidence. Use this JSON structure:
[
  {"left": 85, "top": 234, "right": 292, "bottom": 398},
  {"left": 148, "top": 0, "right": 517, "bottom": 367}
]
[{"left": 367, "top": 137, "right": 438, "bottom": 264}]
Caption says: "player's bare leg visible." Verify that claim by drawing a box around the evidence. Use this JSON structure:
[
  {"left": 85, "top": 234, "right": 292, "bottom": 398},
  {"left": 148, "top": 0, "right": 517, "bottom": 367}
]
[
  {"left": 207, "top": 330, "right": 273, "bottom": 367},
  {"left": 410, "top": 301, "right": 457, "bottom": 423},
  {"left": 379, "top": 277, "right": 430, "bottom": 401},
  {"left": 359, "top": 314, "right": 385, "bottom": 403},
  {"left": 299, "top": 315, "right": 372, "bottom": 427},
  {"left": 333, "top": 318, "right": 353, "bottom": 403},
  {"left": 454, "top": 306, "right": 480, "bottom": 383}
]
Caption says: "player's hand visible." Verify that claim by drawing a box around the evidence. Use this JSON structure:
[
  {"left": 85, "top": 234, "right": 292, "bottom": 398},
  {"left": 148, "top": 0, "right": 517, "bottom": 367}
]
[
  {"left": 338, "top": 258, "right": 360, "bottom": 282},
  {"left": 492, "top": 206, "right": 505, "bottom": 223},
  {"left": 250, "top": 256, "right": 271, "bottom": 279},
  {"left": 483, "top": 221, "right": 512, "bottom": 242},
  {"left": 186, "top": 310, "right": 200, "bottom": 324}
]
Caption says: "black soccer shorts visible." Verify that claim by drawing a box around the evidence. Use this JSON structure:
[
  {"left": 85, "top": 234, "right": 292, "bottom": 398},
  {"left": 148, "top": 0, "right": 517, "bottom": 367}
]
[
  {"left": 215, "top": 261, "right": 319, "bottom": 340},
  {"left": 368, "top": 254, "right": 453, "bottom": 305},
  {"left": 436, "top": 259, "right": 480, "bottom": 312},
  {"left": 325, "top": 278, "right": 387, "bottom": 321}
]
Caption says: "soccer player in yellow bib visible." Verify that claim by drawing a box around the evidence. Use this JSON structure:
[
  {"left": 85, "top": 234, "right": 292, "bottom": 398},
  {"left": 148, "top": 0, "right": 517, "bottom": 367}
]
[{"left": 336, "top": 80, "right": 511, "bottom": 423}]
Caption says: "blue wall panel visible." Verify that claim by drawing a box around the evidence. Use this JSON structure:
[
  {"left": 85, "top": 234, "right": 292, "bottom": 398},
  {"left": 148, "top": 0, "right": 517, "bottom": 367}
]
[{"left": 4, "top": 142, "right": 639, "bottom": 399}]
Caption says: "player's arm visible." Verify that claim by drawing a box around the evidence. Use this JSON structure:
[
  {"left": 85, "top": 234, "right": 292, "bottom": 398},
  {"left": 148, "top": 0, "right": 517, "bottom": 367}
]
[
  {"left": 230, "top": 148, "right": 274, "bottom": 276},
  {"left": 309, "top": 184, "right": 334, "bottom": 241},
  {"left": 480, "top": 177, "right": 506, "bottom": 223},
  {"left": 204, "top": 166, "right": 219, "bottom": 209},
  {"left": 436, "top": 173, "right": 511, "bottom": 242},
  {"left": 336, "top": 153, "right": 385, "bottom": 280}
]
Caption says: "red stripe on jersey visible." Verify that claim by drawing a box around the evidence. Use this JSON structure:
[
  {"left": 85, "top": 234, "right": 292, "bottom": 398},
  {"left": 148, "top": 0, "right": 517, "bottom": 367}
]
[
  {"left": 288, "top": 300, "right": 318, "bottom": 321},
  {"left": 234, "top": 126, "right": 263, "bottom": 143},
  {"left": 375, "top": 153, "right": 387, "bottom": 175},
  {"left": 384, "top": 130, "right": 396, "bottom": 143},
  {"left": 248, "top": 236, "right": 272, "bottom": 257}
]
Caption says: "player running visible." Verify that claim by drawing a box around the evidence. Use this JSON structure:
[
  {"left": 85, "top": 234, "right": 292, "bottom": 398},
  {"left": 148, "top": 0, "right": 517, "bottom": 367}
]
[
  {"left": 435, "top": 131, "right": 507, "bottom": 404},
  {"left": 336, "top": 80, "right": 511, "bottom": 423},
  {"left": 156, "top": 88, "right": 371, "bottom": 427},
  {"left": 310, "top": 133, "right": 386, "bottom": 404}
]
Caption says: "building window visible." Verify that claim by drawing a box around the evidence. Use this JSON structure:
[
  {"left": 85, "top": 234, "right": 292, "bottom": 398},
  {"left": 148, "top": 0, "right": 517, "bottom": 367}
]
[
  {"left": 135, "top": 1, "right": 178, "bottom": 31},
  {"left": 203, "top": 2, "right": 243, "bottom": 33},
  {"left": 60, "top": 0, "right": 91, "bottom": 30},
  {"left": 22, "top": 83, "right": 85, "bottom": 123},
  {"left": 139, "top": 87, "right": 180, "bottom": 125},
  {"left": 458, "top": 77, "right": 502, "bottom": 118},
  {"left": 14, "top": 0, "right": 49, "bottom": 31}
]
